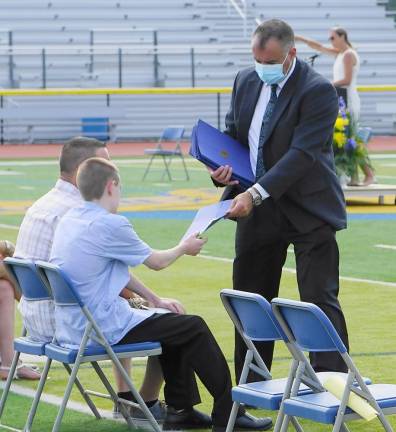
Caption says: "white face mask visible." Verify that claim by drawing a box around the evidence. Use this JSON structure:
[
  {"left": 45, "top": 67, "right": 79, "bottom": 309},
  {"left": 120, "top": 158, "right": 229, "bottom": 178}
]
[{"left": 255, "top": 53, "right": 289, "bottom": 85}]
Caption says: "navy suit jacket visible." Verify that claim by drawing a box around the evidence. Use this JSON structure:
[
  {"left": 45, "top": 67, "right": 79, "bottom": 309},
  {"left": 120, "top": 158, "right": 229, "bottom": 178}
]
[{"left": 222, "top": 58, "right": 347, "bottom": 233}]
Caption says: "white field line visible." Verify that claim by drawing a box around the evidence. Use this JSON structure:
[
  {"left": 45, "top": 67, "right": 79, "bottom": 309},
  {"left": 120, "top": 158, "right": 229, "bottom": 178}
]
[
  {"left": 371, "top": 154, "right": 396, "bottom": 160},
  {"left": 0, "top": 381, "right": 114, "bottom": 420},
  {"left": 0, "top": 158, "right": 202, "bottom": 167},
  {"left": 0, "top": 223, "right": 19, "bottom": 230},
  {"left": 375, "top": 244, "right": 396, "bottom": 251},
  {"left": 197, "top": 254, "right": 396, "bottom": 288}
]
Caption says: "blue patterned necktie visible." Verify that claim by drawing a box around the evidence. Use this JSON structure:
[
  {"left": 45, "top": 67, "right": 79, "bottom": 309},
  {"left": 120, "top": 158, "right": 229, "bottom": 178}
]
[{"left": 255, "top": 84, "right": 278, "bottom": 180}]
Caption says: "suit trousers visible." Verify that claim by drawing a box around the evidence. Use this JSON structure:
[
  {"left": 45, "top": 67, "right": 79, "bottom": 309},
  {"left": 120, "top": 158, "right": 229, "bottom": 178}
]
[
  {"left": 118, "top": 313, "right": 234, "bottom": 426},
  {"left": 233, "top": 199, "right": 350, "bottom": 382}
]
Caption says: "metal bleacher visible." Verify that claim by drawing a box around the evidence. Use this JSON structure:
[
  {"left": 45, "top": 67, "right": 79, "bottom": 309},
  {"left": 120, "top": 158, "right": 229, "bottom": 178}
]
[{"left": 0, "top": 0, "right": 395, "bottom": 142}]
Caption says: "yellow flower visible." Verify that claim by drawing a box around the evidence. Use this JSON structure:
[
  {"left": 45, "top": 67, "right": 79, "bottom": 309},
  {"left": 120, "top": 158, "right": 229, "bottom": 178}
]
[
  {"left": 334, "top": 117, "right": 345, "bottom": 131},
  {"left": 333, "top": 132, "right": 346, "bottom": 148}
]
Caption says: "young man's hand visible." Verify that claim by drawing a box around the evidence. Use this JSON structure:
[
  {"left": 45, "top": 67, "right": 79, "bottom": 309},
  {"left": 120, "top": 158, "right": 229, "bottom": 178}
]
[
  {"left": 180, "top": 234, "right": 207, "bottom": 256},
  {"left": 154, "top": 298, "right": 186, "bottom": 314}
]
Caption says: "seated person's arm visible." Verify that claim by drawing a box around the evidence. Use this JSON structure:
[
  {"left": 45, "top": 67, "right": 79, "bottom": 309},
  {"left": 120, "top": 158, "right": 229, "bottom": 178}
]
[
  {"left": 126, "top": 274, "right": 185, "bottom": 314},
  {"left": 144, "top": 234, "right": 206, "bottom": 271}
]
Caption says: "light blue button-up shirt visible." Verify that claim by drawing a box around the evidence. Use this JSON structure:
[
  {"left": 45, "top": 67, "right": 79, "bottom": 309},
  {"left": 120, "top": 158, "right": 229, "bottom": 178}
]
[{"left": 50, "top": 201, "right": 155, "bottom": 348}]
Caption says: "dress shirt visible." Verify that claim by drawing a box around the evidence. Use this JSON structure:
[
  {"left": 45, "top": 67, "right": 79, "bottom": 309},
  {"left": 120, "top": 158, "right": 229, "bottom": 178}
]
[
  {"left": 248, "top": 58, "right": 296, "bottom": 199},
  {"left": 50, "top": 202, "right": 155, "bottom": 349},
  {"left": 15, "top": 179, "right": 82, "bottom": 342}
]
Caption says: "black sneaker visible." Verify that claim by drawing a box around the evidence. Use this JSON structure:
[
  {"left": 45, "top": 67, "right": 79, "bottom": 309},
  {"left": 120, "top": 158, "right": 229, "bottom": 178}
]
[
  {"left": 163, "top": 406, "right": 212, "bottom": 430},
  {"left": 113, "top": 400, "right": 166, "bottom": 421},
  {"left": 212, "top": 412, "right": 272, "bottom": 432}
]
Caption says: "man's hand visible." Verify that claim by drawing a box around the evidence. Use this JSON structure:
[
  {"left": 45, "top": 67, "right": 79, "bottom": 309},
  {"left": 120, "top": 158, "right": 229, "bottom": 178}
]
[
  {"left": 153, "top": 297, "right": 186, "bottom": 314},
  {"left": 227, "top": 191, "right": 253, "bottom": 218},
  {"left": 209, "top": 165, "right": 239, "bottom": 186}
]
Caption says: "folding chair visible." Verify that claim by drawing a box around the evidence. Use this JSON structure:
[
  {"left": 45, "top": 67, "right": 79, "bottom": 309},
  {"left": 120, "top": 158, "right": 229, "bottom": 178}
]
[
  {"left": 220, "top": 289, "right": 371, "bottom": 432},
  {"left": 142, "top": 126, "right": 189, "bottom": 181},
  {"left": 272, "top": 298, "right": 396, "bottom": 432},
  {"left": 36, "top": 261, "right": 162, "bottom": 432},
  {"left": 0, "top": 257, "right": 100, "bottom": 432}
]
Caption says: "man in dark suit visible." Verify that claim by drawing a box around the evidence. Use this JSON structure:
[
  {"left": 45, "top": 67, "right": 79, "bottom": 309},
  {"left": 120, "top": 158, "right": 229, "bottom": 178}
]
[{"left": 210, "top": 19, "right": 349, "bottom": 380}]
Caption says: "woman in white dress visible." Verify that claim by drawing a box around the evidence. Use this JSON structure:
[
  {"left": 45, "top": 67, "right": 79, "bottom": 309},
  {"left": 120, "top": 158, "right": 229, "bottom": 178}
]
[{"left": 296, "top": 28, "right": 375, "bottom": 186}]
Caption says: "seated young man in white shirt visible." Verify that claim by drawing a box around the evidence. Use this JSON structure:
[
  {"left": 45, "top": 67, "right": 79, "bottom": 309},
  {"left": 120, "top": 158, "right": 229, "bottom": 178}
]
[{"left": 49, "top": 157, "right": 272, "bottom": 432}]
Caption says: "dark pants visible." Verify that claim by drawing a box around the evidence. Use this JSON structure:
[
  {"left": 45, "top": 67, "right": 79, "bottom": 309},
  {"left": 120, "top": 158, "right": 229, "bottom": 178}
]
[
  {"left": 118, "top": 313, "right": 235, "bottom": 426},
  {"left": 233, "top": 202, "right": 349, "bottom": 382}
]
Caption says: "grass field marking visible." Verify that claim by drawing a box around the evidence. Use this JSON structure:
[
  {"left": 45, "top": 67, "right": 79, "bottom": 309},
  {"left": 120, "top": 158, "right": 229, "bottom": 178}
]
[
  {"left": 0, "top": 223, "right": 19, "bottom": 230},
  {"left": 375, "top": 244, "right": 396, "bottom": 251},
  {"left": 0, "top": 381, "right": 115, "bottom": 420},
  {"left": 198, "top": 254, "right": 396, "bottom": 287}
]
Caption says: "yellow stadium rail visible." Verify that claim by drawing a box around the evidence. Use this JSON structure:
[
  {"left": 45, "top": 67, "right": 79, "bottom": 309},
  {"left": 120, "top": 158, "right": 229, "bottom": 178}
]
[{"left": 0, "top": 85, "right": 395, "bottom": 97}]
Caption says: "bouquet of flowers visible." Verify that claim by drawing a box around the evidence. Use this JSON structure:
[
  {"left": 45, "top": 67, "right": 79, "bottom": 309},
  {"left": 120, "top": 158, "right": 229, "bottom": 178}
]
[{"left": 332, "top": 98, "right": 371, "bottom": 181}]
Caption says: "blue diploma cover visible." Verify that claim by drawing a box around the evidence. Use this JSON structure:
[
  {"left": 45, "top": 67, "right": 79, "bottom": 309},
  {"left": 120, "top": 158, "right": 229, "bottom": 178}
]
[{"left": 190, "top": 119, "right": 254, "bottom": 188}]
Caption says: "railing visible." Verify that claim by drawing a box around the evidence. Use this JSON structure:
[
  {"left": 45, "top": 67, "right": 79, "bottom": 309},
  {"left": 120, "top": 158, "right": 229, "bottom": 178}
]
[
  {"left": 226, "top": 0, "right": 249, "bottom": 37},
  {"left": 0, "top": 85, "right": 395, "bottom": 144},
  {"left": 2, "top": 43, "right": 396, "bottom": 90}
]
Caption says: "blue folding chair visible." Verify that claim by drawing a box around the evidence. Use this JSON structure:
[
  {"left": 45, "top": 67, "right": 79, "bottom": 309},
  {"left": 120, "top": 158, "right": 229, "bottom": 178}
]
[
  {"left": 220, "top": 290, "right": 371, "bottom": 432},
  {"left": 272, "top": 298, "right": 396, "bottom": 432},
  {"left": 0, "top": 257, "right": 100, "bottom": 432},
  {"left": 36, "top": 261, "right": 162, "bottom": 432},
  {"left": 142, "top": 126, "right": 189, "bottom": 181}
]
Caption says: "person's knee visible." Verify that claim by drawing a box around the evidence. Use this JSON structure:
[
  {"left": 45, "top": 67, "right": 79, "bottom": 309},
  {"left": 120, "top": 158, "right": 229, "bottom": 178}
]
[{"left": 189, "top": 314, "right": 210, "bottom": 333}]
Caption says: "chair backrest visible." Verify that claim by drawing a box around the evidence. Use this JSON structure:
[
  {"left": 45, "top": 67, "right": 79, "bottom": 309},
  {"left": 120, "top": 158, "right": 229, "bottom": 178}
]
[
  {"left": 35, "top": 261, "right": 84, "bottom": 307},
  {"left": 220, "top": 289, "right": 285, "bottom": 342},
  {"left": 4, "top": 257, "right": 51, "bottom": 300},
  {"left": 160, "top": 126, "right": 185, "bottom": 143},
  {"left": 271, "top": 298, "right": 348, "bottom": 354}
]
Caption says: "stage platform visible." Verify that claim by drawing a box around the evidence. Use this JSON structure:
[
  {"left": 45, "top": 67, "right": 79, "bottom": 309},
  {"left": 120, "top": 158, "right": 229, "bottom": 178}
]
[{"left": 343, "top": 184, "right": 396, "bottom": 204}]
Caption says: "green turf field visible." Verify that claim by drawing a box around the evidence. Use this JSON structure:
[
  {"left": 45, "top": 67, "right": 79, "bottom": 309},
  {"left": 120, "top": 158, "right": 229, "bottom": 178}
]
[{"left": 1, "top": 154, "right": 396, "bottom": 431}]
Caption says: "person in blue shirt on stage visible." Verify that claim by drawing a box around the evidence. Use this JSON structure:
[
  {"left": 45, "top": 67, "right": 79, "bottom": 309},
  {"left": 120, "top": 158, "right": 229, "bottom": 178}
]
[{"left": 50, "top": 157, "right": 272, "bottom": 431}]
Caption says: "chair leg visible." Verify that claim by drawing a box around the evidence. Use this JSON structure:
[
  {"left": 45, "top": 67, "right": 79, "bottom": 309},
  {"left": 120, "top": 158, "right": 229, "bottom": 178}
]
[
  {"left": 103, "top": 353, "right": 161, "bottom": 432},
  {"left": 62, "top": 363, "right": 101, "bottom": 419},
  {"left": 0, "top": 351, "right": 20, "bottom": 419},
  {"left": 225, "top": 401, "right": 240, "bottom": 432},
  {"left": 23, "top": 358, "right": 52, "bottom": 432},
  {"left": 180, "top": 154, "right": 190, "bottom": 180},
  {"left": 142, "top": 155, "right": 155, "bottom": 181},
  {"left": 161, "top": 155, "right": 172, "bottom": 181},
  {"left": 90, "top": 361, "right": 134, "bottom": 429},
  {"left": 51, "top": 328, "right": 92, "bottom": 432}
]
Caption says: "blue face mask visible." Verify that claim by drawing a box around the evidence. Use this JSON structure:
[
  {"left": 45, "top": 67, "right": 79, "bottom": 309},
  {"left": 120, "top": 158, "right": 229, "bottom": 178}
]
[{"left": 255, "top": 53, "right": 289, "bottom": 85}]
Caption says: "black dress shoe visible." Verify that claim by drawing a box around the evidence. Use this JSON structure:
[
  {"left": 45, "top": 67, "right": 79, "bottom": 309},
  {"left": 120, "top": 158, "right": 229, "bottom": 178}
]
[
  {"left": 212, "top": 412, "right": 272, "bottom": 432},
  {"left": 163, "top": 406, "right": 212, "bottom": 430}
]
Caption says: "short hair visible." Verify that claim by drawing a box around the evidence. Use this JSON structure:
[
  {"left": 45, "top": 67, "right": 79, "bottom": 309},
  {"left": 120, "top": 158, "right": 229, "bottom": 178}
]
[
  {"left": 59, "top": 136, "right": 106, "bottom": 175},
  {"left": 253, "top": 19, "right": 295, "bottom": 53},
  {"left": 77, "top": 157, "right": 120, "bottom": 201}
]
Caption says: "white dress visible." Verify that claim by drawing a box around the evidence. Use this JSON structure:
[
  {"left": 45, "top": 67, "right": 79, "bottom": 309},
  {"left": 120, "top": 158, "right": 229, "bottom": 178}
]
[{"left": 333, "top": 48, "right": 360, "bottom": 123}]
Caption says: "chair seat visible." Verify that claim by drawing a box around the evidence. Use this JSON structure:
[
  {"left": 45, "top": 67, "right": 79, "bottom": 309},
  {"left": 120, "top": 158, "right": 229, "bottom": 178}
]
[
  {"left": 144, "top": 149, "right": 182, "bottom": 156},
  {"left": 14, "top": 337, "right": 47, "bottom": 356},
  {"left": 284, "top": 384, "right": 396, "bottom": 424},
  {"left": 232, "top": 373, "right": 372, "bottom": 411},
  {"left": 45, "top": 341, "right": 161, "bottom": 364}
]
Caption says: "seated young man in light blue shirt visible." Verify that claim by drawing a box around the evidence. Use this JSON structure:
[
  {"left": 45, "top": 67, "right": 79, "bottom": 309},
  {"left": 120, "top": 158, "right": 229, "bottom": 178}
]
[{"left": 50, "top": 157, "right": 272, "bottom": 432}]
